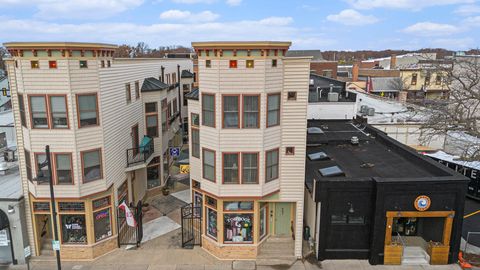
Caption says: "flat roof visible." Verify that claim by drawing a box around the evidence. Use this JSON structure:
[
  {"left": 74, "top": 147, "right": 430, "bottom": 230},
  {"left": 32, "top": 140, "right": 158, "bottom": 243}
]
[
  {"left": 191, "top": 41, "right": 291, "bottom": 49},
  {"left": 3, "top": 42, "right": 118, "bottom": 50},
  {"left": 0, "top": 166, "right": 22, "bottom": 200},
  {"left": 305, "top": 120, "right": 452, "bottom": 191}
]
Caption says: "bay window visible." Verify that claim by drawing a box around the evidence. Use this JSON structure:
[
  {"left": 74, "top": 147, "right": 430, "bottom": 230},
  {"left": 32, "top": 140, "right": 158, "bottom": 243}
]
[
  {"left": 55, "top": 153, "right": 72, "bottom": 184},
  {"left": 49, "top": 95, "right": 68, "bottom": 128},
  {"left": 223, "top": 95, "right": 239, "bottom": 128},
  {"left": 223, "top": 153, "right": 239, "bottom": 184},
  {"left": 242, "top": 153, "right": 258, "bottom": 184},
  {"left": 81, "top": 149, "right": 102, "bottom": 182},
  {"left": 191, "top": 129, "right": 200, "bottom": 158},
  {"left": 224, "top": 213, "right": 253, "bottom": 243},
  {"left": 266, "top": 149, "right": 279, "bottom": 182},
  {"left": 202, "top": 94, "right": 215, "bottom": 127},
  {"left": 146, "top": 114, "right": 158, "bottom": 137},
  {"left": 267, "top": 93, "right": 280, "bottom": 127},
  {"left": 77, "top": 94, "right": 99, "bottom": 127},
  {"left": 29, "top": 96, "right": 48, "bottom": 128},
  {"left": 35, "top": 153, "right": 50, "bottom": 181},
  {"left": 242, "top": 95, "right": 259, "bottom": 128},
  {"left": 203, "top": 149, "right": 215, "bottom": 182}
]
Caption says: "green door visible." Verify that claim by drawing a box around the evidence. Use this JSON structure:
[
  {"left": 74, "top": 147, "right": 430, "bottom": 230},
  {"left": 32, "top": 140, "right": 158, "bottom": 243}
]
[{"left": 275, "top": 203, "right": 292, "bottom": 236}]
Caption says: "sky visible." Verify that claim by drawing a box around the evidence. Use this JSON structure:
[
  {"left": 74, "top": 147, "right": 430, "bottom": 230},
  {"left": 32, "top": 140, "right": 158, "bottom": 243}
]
[{"left": 0, "top": 0, "right": 479, "bottom": 50}]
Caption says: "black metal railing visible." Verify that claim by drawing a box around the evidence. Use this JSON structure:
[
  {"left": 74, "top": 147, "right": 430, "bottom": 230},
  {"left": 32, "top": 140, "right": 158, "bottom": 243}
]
[{"left": 126, "top": 137, "right": 154, "bottom": 167}]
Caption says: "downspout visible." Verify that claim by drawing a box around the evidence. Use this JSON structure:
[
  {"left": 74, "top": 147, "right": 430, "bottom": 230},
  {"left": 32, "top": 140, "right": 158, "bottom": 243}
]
[
  {"left": 177, "top": 64, "right": 183, "bottom": 134},
  {"left": 161, "top": 66, "right": 165, "bottom": 83}
]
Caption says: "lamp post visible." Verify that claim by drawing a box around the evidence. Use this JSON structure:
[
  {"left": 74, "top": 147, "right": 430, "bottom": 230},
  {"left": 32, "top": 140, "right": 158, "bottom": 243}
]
[{"left": 35, "top": 145, "right": 61, "bottom": 270}]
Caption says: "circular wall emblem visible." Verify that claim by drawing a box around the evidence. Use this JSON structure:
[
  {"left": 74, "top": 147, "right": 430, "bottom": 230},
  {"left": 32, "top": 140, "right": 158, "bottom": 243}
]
[{"left": 414, "top": 195, "right": 431, "bottom": 211}]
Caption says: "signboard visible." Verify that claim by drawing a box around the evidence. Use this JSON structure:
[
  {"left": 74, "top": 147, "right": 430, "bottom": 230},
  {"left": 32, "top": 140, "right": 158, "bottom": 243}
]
[
  {"left": 0, "top": 229, "right": 8, "bottom": 246},
  {"left": 52, "top": 240, "right": 60, "bottom": 251},
  {"left": 169, "top": 147, "right": 180, "bottom": 157},
  {"left": 24, "top": 246, "right": 31, "bottom": 258},
  {"left": 180, "top": 165, "right": 190, "bottom": 174},
  {"left": 414, "top": 195, "right": 431, "bottom": 211}
]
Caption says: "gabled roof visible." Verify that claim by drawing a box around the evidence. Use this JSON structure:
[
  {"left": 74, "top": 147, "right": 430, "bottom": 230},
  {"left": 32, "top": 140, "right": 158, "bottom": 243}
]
[
  {"left": 286, "top": 50, "right": 324, "bottom": 61},
  {"left": 141, "top": 77, "right": 168, "bottom": 92},
  {"left": 185, "top": 88, "right": 199, "bottom": 101},
  {"left": 181, "top": 70, "right": 194, "bottom": 78}
]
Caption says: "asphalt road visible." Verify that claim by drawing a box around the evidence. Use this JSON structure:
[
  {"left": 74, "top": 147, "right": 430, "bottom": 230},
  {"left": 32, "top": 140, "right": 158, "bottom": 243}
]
[{"left": 463, "top": 197, "right": 480, "bottom": 248}]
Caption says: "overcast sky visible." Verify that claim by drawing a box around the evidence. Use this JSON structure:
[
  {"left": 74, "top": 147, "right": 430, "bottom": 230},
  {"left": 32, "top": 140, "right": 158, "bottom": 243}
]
[{"left": 1, "top": 0, "right": 479, "bottom": 50}]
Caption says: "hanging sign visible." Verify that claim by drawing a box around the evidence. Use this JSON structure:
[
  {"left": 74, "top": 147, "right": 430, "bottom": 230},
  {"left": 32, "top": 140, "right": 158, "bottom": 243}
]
[{"left": 414, "top": 195, "right": 431, "bottom": 211}]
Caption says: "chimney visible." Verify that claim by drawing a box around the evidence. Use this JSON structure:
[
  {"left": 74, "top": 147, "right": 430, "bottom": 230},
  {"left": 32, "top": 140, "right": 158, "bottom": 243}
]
[
  {"left": 352, "top": 62, "right": 359, "bottom": 82},
  {"left": 390, "top": 54, "right": 397, "bottom": 69}
]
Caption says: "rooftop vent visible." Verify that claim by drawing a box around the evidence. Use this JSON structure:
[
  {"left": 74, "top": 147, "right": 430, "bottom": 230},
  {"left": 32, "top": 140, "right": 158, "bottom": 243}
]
[
  {"left": 307, "top": 127, "right": 324, "bottom": 134},
  {"left": 319, "top": 166, "right": 345, "bottom": 177},
  {"left": 308, "top": 151, "right": 329, "bottom": 161}
]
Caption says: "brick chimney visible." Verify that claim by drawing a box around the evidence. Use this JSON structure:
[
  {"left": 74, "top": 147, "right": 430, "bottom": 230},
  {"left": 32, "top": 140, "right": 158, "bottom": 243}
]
[
  {"left": 352, "top": 62, "right": 359, "bottom": 82},
  {"left": 390, "top": 54, "right": 397, "bottom": 69}
]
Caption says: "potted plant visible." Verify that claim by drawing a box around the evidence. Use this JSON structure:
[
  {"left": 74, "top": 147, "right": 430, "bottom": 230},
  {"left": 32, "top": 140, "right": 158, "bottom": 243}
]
[{"left": 162, "top": 186, "right": 170, "bottom": 196}]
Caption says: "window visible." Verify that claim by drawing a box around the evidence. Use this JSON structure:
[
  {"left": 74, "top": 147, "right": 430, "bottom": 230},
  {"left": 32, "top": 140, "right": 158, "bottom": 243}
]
[
  {"left": 147, "top": 157, "right": 161, "bottom": 189},
  {"left": 49, "top": 61, "right": 57, "bottom": 69},
  {"left": 242, "top": 153, "right": 258, "bottom": 184},
  {"left": 101, "top": 60, "right": 105, "bottom": 68},
  {"left": 223, "top": 95, "right": 239, "bottom": 128},
  {"left": 183, "top": 84, "right": 189, "bottom": 91},
  {"left": 229, "top": 60, "right": 237, "bottom": 68},
  {"left": 61, "top": 215, "right": 87, "bottom": 244},
  {"left": 29, "top": 96, "right": 48, "bottom": 128},
  {"left": 125, "top": 83, "right": 131, "bottom": 104},
  {"left": 0, "top": 133, "right": 5, "bottom": 149},
  {"left": 93, "top": 208, "right": 112, "bottom": 242},
  {"left": 161, "top": 98, "right": 168, "bottom": 133},
  {"left": 18, "top": 94, "right": 27, "bottom": 127},
  {"left": 31, "top": 61, "right": 39, "bottom": 69},
  {"left": 411, "top": 73, "right": 418, "bottom": 85},
  {"left": 55, "top": 154, "right": 72, "bottom": 184},
  {"left": 135, "top": 81, "right": 140, "bottom": 99},
  {"left": 322, "top": 70, "right": 333, "bottom": 78},
  {"left": 191, "top": 113, "right": 200, "bottom": 127},
  {"left": 77, "top": 94, "right": 99, "bottom": 127},
  {"left": 224, "top": 201, "right": 253, "bottom": 211},
  {"left": 191, "top": 129, "right": 200, "bottom": 158},
  {"left": 24, "top": 150, "right": 32, "bottom": 181},
  {"left": 436, "top": 75, "right": 442, "bottom": 85},
  {"left": 224, "top": 213, "right": 253, "bottom": 243},
  {"left": 107, "top": 60, "right": 111, "bottom": 68},
  {"left": 33, "top": 202, "right": 50, "bottom": 212},
  {"left": 272, "top": 59, "right": 277, "bottom": 67},
  {"left": 223, "top": 153, "right": 239, "bottom": 184},
  {"left": 49, "top": 95, "right": 68, "bottom": 128},
  {"left": 206, "top": 60, "right": 211, "bottom": 68},
  {"left": 206, "top": 208, "right": 217, "bottom": 240},
  {"left": 242, "top": 95, "right": 259, "bottom": 128},
  {"left": 202, "top": 94, "right": 215, "bottom": 127},
  {"left": 260, "top": 204, "right": 267, "bottom": 239},
  {"left": 172, "top": 72, "right": 177, "bottom": 84},
  {"left": 246, "top": 60, "right": 254, "bottom": 68},
  {"left": 267, "top": 93, "right": 280, "bottom": 127},
  {"left": 81, "top": 149, "right": 102, "bottom": 182},
  {"left": 286, "top": 147, "right": 295, "bottom": 155},
  {"left": 266, "top": 149, "right": 279, "bottom": 182},
  {"left": 118, "top": 180, "right": 128, "bottom": 205},
  {"left": 173, "top": 98, "right": 178, "bottom": 114},
  {"left": 287, "top": 91, "right": 297, "bottom": 101},
  {"left": 145, "top": 103, "right": 158, "bottom": 137},
  {"left": 79, "top": 60, "right": 88, "bottom": 68},
  {"left": 35, "top": 153, "right": 50, "bottom": 182},
  {"left": 425, "top": 73, "right": 431, "bottom": 85},
  {"left": 203, "top": 149, "right": 215, "bottom": 182}
]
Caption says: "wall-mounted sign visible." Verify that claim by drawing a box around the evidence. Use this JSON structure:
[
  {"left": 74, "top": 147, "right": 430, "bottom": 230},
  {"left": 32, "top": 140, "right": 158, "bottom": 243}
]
[
  {"left": 414, "top": 195, "right": 431, "bottom": 211},
  {"left": 0, "top": 229, "right": 8, "bottom": 246},
  {"left": 180, "top": 165, "right": 190, "bottom": 174},
  {"left": 24, "top": 246, "right": 31, "bottom": 258}
]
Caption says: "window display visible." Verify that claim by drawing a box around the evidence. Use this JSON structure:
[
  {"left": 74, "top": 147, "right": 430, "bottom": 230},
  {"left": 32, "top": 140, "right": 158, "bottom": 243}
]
[
  {"left": 224, "top": 213, "right": 253, "bottom": 243},
  {"left": 207, "top": 208, "right": 217, "bottom": 239},
  {"left": 61, "top": 215, "right": 87, "bottom": 244},
  {"left": 94, "top": 209, "right": 112, "bottom": 242}
]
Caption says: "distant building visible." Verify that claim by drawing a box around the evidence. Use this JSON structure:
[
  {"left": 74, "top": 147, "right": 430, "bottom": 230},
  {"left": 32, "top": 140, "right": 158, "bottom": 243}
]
[{"left": 287, "top": 50, "right": 338, "bottom": 79}]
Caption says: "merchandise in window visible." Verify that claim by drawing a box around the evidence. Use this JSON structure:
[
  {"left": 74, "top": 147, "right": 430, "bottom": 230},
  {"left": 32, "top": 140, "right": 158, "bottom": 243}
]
[
  {"left": 224, "top": 213, "right": 253, "bottom": 243},
  {"left": 93, "top": 208, "right": 112, "bottom": 242},
  {"left": 61, "top": 215, "right": 87, "bottom": 244},
  {"left": 207, "top": 208, "right": 218, "bottom": 239}
]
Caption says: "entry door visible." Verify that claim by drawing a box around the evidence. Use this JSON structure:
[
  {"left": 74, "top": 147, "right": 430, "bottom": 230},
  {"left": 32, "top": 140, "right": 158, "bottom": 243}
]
[{"left": 275, "top": 203, "right": 292, "bottom": 236}]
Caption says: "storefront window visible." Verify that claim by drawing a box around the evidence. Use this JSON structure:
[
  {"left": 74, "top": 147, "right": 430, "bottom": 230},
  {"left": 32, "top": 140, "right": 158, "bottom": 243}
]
[
  {"left": 224, "top": 201, "right": 253, "bottom": 211},
  {"left": 193, "top": 191, "right": 202, "bottom": 217},
  {"left": 206, "top": 208, "right": 218, "bottom": 240},
  {"left": 260, "top": 205, "right": 267, "bottom": 239},
  {"left": 93, "top": 208, "right": 112, "bottom": 242},
  {"left": 61, "top": 215, "right": 87, "bottom": 244},
  {"left": 224, "top": 213, "right": 253, "bottom": 243}
]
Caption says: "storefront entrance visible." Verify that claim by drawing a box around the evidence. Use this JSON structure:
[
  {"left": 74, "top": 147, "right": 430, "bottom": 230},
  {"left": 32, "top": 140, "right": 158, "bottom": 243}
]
[
  {"left": 384, "top": 211, "right": 454, "bottom": 265},
  {"left": 34, "top": 214, "right": 52, "bottom": 256},
  {"left": 274, "top": 203, "right": 292, "bottom": 236}
]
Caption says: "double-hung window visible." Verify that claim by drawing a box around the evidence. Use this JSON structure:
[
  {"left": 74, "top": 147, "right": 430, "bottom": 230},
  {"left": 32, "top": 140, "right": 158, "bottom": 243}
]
[
  {"left": 191, "top": 129, "right": 200, "bottom": 158},
  {"left": 82, "top": 149, "right": 102, "bottom": 182},
  {"left": 223, "top": 95, "right": 239, "bottom": 128},
  {"left": 49, "top": 95, "right": 68, "bottom": 128},
  {"left": 267, "top": 93, "right": 280, "bottom": 127},
  {"left": 203, "top": 149, "right": 215, "bottom": 182},
  {"left": 242, "top": 153, "right": 258, "bottom": 184},
  {"left": 266, "top": 149, "right": 279, "bottom": 182},
  {"left": 242, "top": 95, "right": 259, "bottom": 128},
  {"left": 223, "top": 153, "right": 239, "bottom": 184},
  {"left": 55, "top": 153, "right": 73, "bottom": 184},
  {"left": 29, "top": 96, "right": 48, "bottom": 128},
  {"left": 77, "top": 94, "right": 99, "bottom": 127},
  {"left": 145, "top": 102, "right": 158, "bottom": 137},
  {"left": 18, "top": 94, "right": 27, "bottom": 127},
  {"left": 202, "top": 94, "right": 215, "bottom": 127}
]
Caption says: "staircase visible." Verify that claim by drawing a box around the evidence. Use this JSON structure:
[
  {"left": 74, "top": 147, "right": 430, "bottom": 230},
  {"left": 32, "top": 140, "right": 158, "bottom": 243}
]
[
  {"left": 402, "top": 246, "right": 430, "bottom": 265},
  {"left": 257, "top": 236, "right": 297, "bottom": 266}
]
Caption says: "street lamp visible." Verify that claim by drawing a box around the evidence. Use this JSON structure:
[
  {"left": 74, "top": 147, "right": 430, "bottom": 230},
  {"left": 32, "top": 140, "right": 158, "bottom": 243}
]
[{"left": 34, "top": 145, "right": 61, "bottom": 270}]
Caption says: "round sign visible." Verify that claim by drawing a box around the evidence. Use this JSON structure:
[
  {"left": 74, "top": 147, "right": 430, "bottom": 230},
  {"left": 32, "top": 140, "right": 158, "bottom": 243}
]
[{"left": 414, "top": 195, "right": 431, "bottom": 211}]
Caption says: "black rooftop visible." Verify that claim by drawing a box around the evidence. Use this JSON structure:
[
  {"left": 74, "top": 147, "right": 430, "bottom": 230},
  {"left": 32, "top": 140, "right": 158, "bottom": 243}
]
[
  {"left": 305, "top": 120, "right": 454, "bottom": 192},
  {"left": 141, "top": 77, "right": 169, "bottom": 92},
  {"left": 185, "top": 87, "right": 199, "bottom": 100},
  {"left": 181, "top": 70, "right": 194, "bottom": 78}
]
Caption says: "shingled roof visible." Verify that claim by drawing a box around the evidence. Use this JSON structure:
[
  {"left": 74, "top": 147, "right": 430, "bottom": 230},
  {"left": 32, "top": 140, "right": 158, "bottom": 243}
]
[
  {"left": 181, "top": 70, "right": 194, "bottom": 78},
  {"left": 141, "top": 77, "right": 169, "bottom": 92},
  {"left": 185, "top": 87, "right": 199, "bottom": 100}
]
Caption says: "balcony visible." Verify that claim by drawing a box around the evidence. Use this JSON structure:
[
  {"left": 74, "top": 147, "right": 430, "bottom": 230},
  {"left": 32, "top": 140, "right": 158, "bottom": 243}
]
[{"left": 126, "top": 136, "right": 154, "bottom": 168}]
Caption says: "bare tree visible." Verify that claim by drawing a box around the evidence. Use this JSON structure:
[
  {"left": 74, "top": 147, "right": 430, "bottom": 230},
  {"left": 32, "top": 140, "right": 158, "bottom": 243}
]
[{"left": 420, "top": 55, "right": 480, "bottom": 160}]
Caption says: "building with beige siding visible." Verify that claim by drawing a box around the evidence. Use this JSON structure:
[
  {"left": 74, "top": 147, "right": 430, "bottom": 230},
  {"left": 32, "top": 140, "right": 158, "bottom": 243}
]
[
  {"left": 186, "top": 41, "right": 310, "bottom": 263},
  {"left": 4, "top": 42, "right": 192, "bottom": 260}
]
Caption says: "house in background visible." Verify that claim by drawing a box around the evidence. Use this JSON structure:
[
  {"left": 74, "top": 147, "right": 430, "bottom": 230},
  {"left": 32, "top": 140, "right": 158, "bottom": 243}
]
[{"left": 287, "top": 50, "right": 338, "bottom": 79}]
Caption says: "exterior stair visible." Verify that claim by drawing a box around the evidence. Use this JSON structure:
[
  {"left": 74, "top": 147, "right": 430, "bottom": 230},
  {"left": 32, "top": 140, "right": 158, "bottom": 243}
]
[
  {"left": 257, "top": 236, "right": 297, "bottom": 266},
  {"left": 402, "top": 246, "right": 430, "bottom": 265}
]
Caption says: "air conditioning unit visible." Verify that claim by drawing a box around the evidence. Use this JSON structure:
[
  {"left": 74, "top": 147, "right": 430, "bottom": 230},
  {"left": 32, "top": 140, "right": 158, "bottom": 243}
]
[
  {"left": 360, "top": 105, "right": 368, "bottom": 114},
  {"left": 367, "top": 107, "right": 376, "bottom": 116},
  {"left": 328, "top": 92, "right": 339, "bottom": 102}
]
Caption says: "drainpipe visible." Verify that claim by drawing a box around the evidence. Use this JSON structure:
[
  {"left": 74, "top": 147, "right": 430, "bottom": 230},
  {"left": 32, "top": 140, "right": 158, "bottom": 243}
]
[
  {"left": 177, "top": 64, "right": 184, "bottom": 137},
  {"left": 161, "top": 66, "right": 165, "bottom": 83}
]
